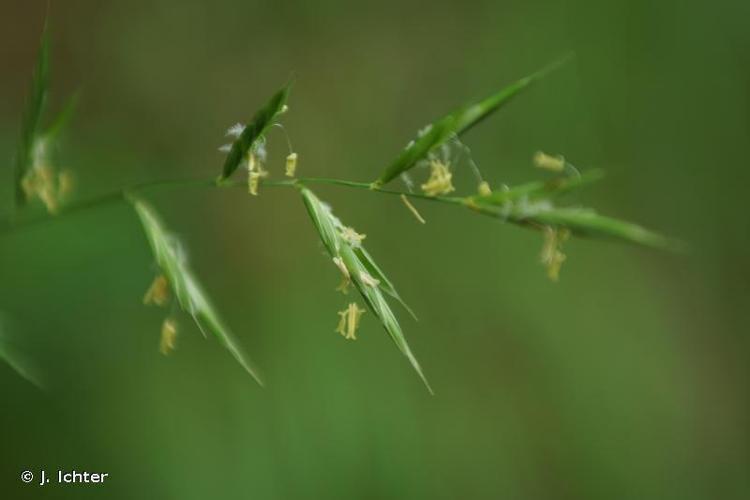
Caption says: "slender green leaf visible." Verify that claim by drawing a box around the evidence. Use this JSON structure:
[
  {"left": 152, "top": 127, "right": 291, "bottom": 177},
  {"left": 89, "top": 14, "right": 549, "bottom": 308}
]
[
  {"left": 374, "top": 55, "right": 572, "bottom": 186},
  {"left": 218, "top": 82, "right": 291, "bottom": 181},
  {"left": 299, "top": 186, "right": 432, "bottom": 393},
  {"left": 14, "top": 22, "right": 50, "bottom": 206},
  {"left": 129, "top": 196, "right": 263, "bottom": 385}
]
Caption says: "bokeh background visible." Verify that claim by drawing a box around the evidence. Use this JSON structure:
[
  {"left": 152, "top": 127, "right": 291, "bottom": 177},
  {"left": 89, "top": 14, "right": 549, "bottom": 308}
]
[{"left": 1, "top": 0, "right": 748, "bottom": 498}]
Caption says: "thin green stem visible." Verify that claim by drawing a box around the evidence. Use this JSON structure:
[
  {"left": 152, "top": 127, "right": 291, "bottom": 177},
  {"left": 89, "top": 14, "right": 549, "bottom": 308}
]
[{"left": 0, "top": 174, "right": 463, "bottom": 236}]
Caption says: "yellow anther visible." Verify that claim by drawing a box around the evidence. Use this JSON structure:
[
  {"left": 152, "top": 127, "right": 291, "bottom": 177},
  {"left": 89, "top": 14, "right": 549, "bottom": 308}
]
[
  {"left": 285, "top": 152, "right": 298, "bottom": 177},
  {"left": 359, "top": 270, "right": 380, "bottom": 288},
  {"left": 246, "top": 148, "right": 268, "bottom": 195},
  {"left": 421, "top": 159, "right": 455, "bottom": 196},
  {"left": 333, "top": 256, "right": 351, "bottom": 294},
  {"left": 400, "top": 194, "right": 426, "bottom": 224},
  {"left": 477, "top": 181, "right": 492, "bottom": 197},
  {"left": 20, "top": 163, "right": 71, "bottom": 214},
  {"left": 38, "top": 185, "right": 59, "bottom": 214},
  {"left": 336, "top": 303, "right": 366, "bottom": 340},
  {"left": 58, "top": 169, "right": 75, "bottom": 198},
  {"left": 340, "top": 226, "right": 366, "bottom": 247},
  {"left": 248, "top": 171, "right": 262, "bottom": 195},
  {"left": 143, "top": 274, "right": 171, "bottom": 306},
  {"left": 540, "top": 227, "right": 571, "bottom": 282},
  {"left": 159, "top": 317, "right": 178, "bottom": 355},
  {"left": 533, "top": 151, "right": 565, "bottom": 172}
]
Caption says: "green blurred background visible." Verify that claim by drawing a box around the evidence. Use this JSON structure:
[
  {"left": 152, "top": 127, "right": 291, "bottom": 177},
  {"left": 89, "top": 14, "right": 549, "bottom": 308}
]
[{"left": 1, "top": 0, "right": 748, "bottom": 498}]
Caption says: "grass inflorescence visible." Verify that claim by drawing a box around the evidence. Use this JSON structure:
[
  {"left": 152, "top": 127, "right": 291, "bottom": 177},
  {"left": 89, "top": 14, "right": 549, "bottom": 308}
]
[{"left": 0, "top": 22, "right": 681, "bottom": 392}]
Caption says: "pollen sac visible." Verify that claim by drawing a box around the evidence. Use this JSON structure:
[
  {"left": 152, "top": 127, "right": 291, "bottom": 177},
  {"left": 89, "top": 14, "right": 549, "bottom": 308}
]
[
  {"left": 533, "top": 151, "right": 566, "bottom": 172},
  {"left": 332, "top": 256, "right": 351, "bottom": 294},
  {"left": 340, "top": 226, "right": 366, "bottom": 247},
  {"left": 159, "top": 317, "right": 178, "bottom": 355},
  {"left": 20, "top": 163, "right": 73, "bottom": 215},
  {"left": 477, "top": 181, "right": 492, "bottom": 197},
  {"left": 540, "top": 227, "right": 571, "bottom": 282},
  {"left": 359, "top": 270, "right": 380, "bottom": 288},
  {"left": 246, "top": 147, "right": 269, "bottom": 195},
  {"left": 421, "top": 160, "right": 455, "bottom": 196},
  {"left": 400, "top": 194, "right": 426, "bottom": 224},
  {"left": 143, "top": 274, "right": 171, "bottom": 306},
  {"left": 285, "top": 152, "right": 298, "bottom": 177},
  {"left": 336, "top": 303, "right": 366, "bottom": 340},
  {"left": 248, "top": 171, "right": 262, "bottom": 196}
]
